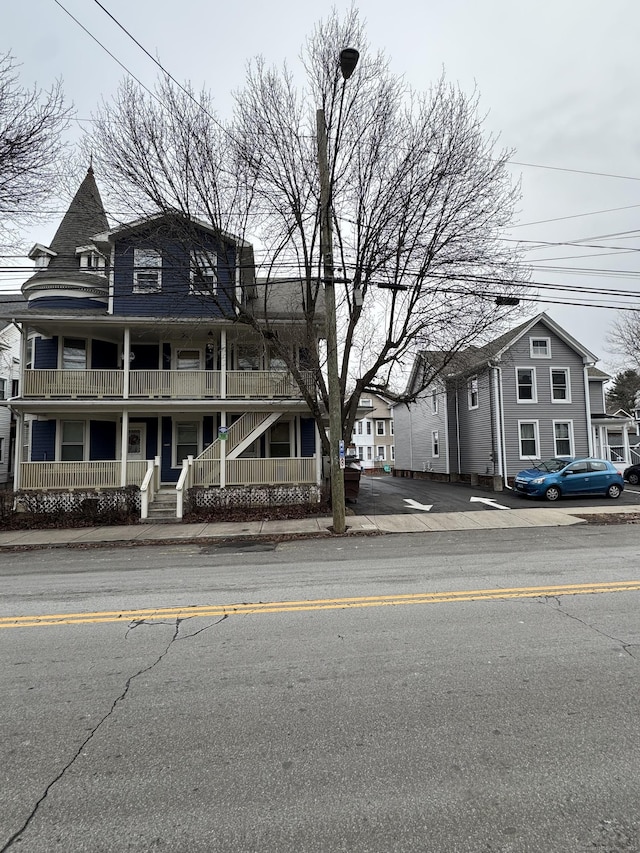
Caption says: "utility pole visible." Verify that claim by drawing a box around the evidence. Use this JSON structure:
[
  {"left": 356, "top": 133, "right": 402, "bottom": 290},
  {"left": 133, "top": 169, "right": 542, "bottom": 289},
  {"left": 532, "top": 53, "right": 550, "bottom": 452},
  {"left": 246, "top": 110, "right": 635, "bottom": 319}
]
[
  {"left": 316, "top": 47, "right": 359, "bottom": 536},
  {"left": 317, "top": 106, "right": 346, "bottom": 534}
]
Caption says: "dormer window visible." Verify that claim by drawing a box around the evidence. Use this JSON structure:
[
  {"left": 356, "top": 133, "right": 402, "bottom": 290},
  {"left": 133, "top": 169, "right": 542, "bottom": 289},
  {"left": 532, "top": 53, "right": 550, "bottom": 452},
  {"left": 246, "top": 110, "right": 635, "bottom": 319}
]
[
  {"left": 28, "top": 243, "right": 57, "bottom": 269},
  {"left": 76, "top": 245, "right": 106, "bottom": 273}
]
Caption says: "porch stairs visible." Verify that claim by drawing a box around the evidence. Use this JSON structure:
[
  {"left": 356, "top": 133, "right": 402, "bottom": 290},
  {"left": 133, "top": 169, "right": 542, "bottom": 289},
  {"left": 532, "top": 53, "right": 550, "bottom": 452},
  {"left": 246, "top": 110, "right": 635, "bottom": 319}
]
[
  {"left": 143, "top": 487, "right": 178, "bottom": 523},
  {"left": 196, "top": 412, "right": 282, "bottom": 464}
]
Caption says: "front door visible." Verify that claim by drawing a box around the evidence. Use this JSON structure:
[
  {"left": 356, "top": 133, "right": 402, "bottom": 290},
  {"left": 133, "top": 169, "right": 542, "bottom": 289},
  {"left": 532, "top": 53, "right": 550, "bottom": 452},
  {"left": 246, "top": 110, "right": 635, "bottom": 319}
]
[{"left": 127, "top": 424, "right": 146, "bottom": 461}]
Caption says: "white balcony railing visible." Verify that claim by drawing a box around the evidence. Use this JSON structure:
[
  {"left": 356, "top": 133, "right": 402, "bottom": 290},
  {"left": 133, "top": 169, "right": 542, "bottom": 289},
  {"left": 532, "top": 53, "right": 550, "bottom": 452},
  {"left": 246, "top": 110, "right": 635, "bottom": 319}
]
[
  {"left": 22, "top": 369, "right": 312, "bottom": 401},
  {"left": 190, "top": 456, "right": 316, "bottom": 487}
]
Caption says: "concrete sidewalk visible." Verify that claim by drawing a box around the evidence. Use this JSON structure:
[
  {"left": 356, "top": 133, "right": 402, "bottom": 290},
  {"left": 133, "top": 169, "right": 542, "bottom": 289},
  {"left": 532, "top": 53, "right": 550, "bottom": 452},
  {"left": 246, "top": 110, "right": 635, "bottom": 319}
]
[{"left": 0, "top": 504, "right": 636, "bottom": 551}]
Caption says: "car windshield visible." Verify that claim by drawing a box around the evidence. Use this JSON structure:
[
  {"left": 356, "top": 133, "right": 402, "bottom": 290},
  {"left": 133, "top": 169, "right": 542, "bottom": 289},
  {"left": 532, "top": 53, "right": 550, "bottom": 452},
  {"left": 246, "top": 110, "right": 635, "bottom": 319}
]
[{"left": 534, "top": 457, "right": 572, "bottom": 473}]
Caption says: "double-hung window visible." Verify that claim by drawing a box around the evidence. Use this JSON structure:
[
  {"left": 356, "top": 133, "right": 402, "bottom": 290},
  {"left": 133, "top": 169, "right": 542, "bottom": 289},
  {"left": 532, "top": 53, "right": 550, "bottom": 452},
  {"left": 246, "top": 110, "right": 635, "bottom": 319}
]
[
  {"left": 175, "top": 422, "right": 199, "bottom": 464},
  {"left": 554, "top": 421, "right": 574, "bottom": 456},
  {"left": 518, "top": 421, "right": 539, "bottom": 459},
  {"left": 431, "top": 388, "right": 438, "bottom": 414},
  {"left": 376, "top": 420, "right": 385, "bottom": 436},
  {"left": 551, "top": 368, "right": 570, "bottom": 402},
  {"left": 468, "top": 376, "right": 478, "bottom": 409},
  {"left": 432, "top": 429, "right": 440, "bottom": 458},
  {"left": 530, "top": 337, "right": 551, "bottom": 358},
  {"left": 0, "top": 379, "right": 5, "bottom": 400},
  {"left": 62, "top": 338, "right": 87, "bottom": 370},
  {"left": 190, "top": 251, "right": 217, "bottom": 295},
  {"left": 133, "top": 248, "right": 162, "bottom": 293},
  {"left": 60, "top": 421, "right": 85, "bottom": 461},
  {"left": 516, "top": 368, "right": 537, "bottom": 402}
]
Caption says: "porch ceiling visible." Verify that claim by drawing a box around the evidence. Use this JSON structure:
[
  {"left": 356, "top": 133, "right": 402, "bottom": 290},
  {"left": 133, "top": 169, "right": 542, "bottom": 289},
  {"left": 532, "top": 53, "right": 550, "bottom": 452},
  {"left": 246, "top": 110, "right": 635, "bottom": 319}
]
[{"left": 8, "top": 399, "right": 311, "bottom": 416}]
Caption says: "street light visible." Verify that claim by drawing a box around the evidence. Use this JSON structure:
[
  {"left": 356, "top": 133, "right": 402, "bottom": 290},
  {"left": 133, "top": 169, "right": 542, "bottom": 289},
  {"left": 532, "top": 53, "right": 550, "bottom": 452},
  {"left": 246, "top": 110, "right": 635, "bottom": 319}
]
[{"left": 317, "top": 47, "right": 359, "bottom": 535}]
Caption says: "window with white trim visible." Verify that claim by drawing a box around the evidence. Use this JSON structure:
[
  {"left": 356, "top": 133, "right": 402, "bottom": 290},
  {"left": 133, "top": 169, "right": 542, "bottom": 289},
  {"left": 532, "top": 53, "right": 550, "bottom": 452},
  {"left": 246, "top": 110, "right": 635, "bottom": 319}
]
[
  {"left": 551, "top": 368, "right": 571, "bottom": 402},
  {"left": 366, "top": 421, "right": 372, "bottom": 435},
  {"left": 391, "top": 445, "right": 395, "bottom": 460},
  {"left": 516, "top": 367, "right": 537, "bottom": 402},
  {"left": 376, "top": 446, "right": 386, "bottom": 461},
  {"left": 357, "top": 421, "right": 363, "bottom": 435},
  {"left": 133, "top": 248, "right": 162, "bottom": 293},
  {"left": 431, "top": 388, "right": 438, "bottom": 414},
  {"left": 0, "top": 379, "right": 5, "bottom": 400},
  {"left": 553, "top": 421, "right": 574, "bottom": 456},
  {"left": 376, "top": 420, "right": 385, "bottom": 436},
  {"left": 175, "top": 421, "right": 199, "bottom": 464},
  {"left": 60, "top": 420, "right": 85, "bottom": 461},
  {"left": 468, "top": 376, "right": 478, "bottom": 409},
  {"left": 518, "top": 421, "right": 539, "bottom": 459},
  {"left": 432, "top": 429, "right": 440, "bottom": 458},
  {"left": 62, "top": 338, "right": 87, "bottom": 370},
  {"left": 357, "top": 447, "right": 364, "bottom": 461},
  {"left": 366, "top": 446, "right": 373, "bottom": 460},
  {"left": 190, "top": 250, "right": 217, "bottom": 295},
  {"left": 530, "top": 337, "right": 551, "bottom": 358},
  {"left": 360, "top": 397, "right": 372, "bottom": 407},
  {"left": 390, "top": 420, "right": 394, "bottom": 436}
]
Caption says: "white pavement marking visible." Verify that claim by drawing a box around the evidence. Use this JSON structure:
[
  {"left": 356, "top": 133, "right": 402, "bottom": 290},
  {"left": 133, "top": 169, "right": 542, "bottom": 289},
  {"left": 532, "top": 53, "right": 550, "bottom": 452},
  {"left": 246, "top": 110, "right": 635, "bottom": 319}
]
[
  {"left": 469, "top": 496, "right": 511, "bottom": 510},
  {"left": 403, "top": 498, "right": 434, "bottom": 512}
]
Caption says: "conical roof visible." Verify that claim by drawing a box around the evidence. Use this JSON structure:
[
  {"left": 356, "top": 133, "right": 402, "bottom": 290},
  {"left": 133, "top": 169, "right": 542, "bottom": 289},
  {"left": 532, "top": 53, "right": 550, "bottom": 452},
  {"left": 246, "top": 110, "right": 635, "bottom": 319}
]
[{"left": 23, "top": 167, "right": 110, "bottom": 290}]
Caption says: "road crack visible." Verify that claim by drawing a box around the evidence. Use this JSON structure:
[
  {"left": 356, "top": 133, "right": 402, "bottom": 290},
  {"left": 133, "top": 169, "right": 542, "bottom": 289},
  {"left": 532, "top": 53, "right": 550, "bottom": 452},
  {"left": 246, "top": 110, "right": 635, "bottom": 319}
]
[
  {"left": 542, "top": 597, "right": 638, "bottom": 660},
  {"left": 0, "top": 618, "right": 182, "bottom": 852}
]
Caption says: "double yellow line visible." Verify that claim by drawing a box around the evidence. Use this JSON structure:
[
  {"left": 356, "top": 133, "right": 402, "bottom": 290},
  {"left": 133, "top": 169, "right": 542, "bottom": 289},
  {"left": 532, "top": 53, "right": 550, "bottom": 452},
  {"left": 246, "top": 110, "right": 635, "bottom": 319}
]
[{"left": 2, "top": 580, "right": 639, "bottom": 630}]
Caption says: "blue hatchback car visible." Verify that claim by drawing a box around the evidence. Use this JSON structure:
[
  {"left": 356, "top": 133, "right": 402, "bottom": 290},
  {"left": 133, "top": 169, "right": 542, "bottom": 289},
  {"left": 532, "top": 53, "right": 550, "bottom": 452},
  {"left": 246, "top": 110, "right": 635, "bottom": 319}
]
[{"left": 513, "top": 457, "right": 624, "bottom": 502}]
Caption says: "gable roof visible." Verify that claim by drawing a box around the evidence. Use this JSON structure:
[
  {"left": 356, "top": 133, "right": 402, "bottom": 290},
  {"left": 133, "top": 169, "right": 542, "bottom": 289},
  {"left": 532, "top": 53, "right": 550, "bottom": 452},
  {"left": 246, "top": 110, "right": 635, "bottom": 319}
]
[{"left": 408, "top": 312, "right": 599, "bottom": 394}]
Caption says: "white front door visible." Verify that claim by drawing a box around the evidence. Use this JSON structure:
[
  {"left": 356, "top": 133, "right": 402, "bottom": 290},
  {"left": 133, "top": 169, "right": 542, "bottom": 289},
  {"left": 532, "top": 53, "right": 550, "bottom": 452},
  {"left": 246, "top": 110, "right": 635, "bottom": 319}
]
[{"left": 127, "top": 424, "right": 146, "bottom": 461}]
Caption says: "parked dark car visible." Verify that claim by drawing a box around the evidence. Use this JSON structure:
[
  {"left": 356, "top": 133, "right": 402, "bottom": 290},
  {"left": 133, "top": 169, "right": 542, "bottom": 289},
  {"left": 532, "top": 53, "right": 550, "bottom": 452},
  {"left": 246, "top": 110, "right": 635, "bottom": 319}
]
[
  {"left": 514, "top": 457, "right": 624, "bottom": 501},
  {"left": 623, "top": 464, "right": 640, "bottom": 486}
]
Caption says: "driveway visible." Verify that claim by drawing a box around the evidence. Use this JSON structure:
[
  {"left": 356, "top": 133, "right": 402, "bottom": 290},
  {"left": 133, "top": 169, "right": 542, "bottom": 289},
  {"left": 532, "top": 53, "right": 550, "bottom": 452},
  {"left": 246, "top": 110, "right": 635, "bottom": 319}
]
[{"left": 351, "top": 473, "right": 640, "bottom": 515}]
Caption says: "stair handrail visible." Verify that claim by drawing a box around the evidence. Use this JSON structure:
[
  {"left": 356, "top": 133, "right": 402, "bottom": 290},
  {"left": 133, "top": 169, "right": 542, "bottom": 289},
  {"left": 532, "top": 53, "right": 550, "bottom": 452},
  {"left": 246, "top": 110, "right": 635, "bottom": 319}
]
[
  {"left": 140, "top": 459, "right": 156, "bottom": 520},
  {"left": 175, "top": 456, "right": 193, "bottom": 520}
]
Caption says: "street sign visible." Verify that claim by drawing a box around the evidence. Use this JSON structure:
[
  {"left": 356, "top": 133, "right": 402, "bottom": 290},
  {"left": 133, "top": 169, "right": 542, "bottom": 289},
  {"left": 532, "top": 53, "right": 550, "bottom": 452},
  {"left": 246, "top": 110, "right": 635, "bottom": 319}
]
[
  {"left": 218, "top": 426, "right": 229, "bottom": 441},
  {"left": 339, "top": 439, "right": 346, "bottom": 469}
]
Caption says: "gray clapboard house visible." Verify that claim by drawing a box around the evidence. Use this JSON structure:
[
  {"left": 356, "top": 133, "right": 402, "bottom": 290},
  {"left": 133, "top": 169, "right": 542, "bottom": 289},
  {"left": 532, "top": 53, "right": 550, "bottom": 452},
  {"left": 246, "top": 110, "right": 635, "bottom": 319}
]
[{"left": 393, "top": 313, "right": 636, "bottom": 486}]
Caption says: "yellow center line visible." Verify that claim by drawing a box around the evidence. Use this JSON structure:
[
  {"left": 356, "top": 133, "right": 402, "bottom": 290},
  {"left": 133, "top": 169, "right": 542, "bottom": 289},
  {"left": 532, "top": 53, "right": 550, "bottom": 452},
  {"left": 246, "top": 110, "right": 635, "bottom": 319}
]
[{"left": 1, "top": 580, "right": 639, "bottom": 629}]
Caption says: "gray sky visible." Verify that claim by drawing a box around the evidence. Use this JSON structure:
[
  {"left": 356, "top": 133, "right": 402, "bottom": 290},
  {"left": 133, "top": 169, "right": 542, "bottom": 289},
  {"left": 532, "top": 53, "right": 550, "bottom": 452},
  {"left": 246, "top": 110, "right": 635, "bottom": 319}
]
[{"left": 3, "top": 0, "right": 640, "bottom": 373}]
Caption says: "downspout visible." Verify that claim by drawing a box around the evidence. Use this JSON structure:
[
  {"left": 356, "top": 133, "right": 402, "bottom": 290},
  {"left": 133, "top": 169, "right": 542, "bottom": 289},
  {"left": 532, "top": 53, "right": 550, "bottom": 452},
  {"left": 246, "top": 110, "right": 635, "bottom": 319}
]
[
  {"left": 455, "top": 388, "right": 461, "bottom": 474},
  {"left": 443, "top": 387, "right": 450, "bottom": 474},
  {"left": 583, "top": 364, "right": 594, "bottom": 457},
  {"left": 496, "top": 366, "right": 509, "bottom": 487},
  {"left": 491, "top": 365, "right": 504, "bottom": 483}
]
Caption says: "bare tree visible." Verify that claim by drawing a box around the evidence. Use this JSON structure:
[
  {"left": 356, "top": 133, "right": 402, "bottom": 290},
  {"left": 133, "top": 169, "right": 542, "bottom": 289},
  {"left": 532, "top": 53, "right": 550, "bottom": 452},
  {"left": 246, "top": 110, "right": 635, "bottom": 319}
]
[
  {"left": 88, "top": 9, "right": 527, "bottom": 451},
  {"left": 0, "top": 53, "right": 70, "bottom": 248},
  {"left": 606, "top": 313, "right": 640, "bottom": 372}
]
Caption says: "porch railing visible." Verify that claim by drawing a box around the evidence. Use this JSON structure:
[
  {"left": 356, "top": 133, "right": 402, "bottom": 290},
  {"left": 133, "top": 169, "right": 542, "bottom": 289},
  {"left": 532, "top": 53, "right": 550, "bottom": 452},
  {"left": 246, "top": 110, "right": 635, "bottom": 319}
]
[
  {"left": 22, "top": 369, "right": 313, "bottom": 400},
  {"left": 19, "top": 459, "right": 148, "bottom": 490},
  {"left": 190, "top": 456, "right": 316, "bottom": 487}
]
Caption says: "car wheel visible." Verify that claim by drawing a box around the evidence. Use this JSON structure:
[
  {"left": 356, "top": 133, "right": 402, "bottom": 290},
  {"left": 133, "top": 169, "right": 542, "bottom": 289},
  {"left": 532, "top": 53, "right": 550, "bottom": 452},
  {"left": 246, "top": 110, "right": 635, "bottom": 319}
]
[
  {"left": 627, "top": 472, "right": 639, "bottom": 485},
  {"left": 607, "top": 484, "right": 622, "bottom": 499},
  {"left": 545, "top": 485, "right": 561, "bottom": 502}
]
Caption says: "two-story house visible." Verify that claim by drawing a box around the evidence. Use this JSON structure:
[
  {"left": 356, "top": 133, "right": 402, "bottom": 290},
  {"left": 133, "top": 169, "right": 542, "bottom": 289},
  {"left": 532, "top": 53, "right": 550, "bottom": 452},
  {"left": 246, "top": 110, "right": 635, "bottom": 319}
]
[
  {"left": 351, "top": 392, "right": 394, "bottom": 470},
  {"left": 0, "top": 169, "right": 324, "bottom": 518},
  {"left": 393, "top": 313, "right": 636, "bottom": 486}
]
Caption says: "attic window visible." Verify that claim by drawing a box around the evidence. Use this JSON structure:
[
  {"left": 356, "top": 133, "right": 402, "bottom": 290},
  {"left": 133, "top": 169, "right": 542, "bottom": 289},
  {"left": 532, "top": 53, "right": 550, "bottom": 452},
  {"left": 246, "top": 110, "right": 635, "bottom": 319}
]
[
  {"left": 34, "top": 254, "right": 51, "bottom": 269},
  {"left": 134, "top": 248, "right": 162, "bottom": 293},
  {"left": 190, "top": 251, "right": 217, "bottom": 295},
  {"left": 530, "top": 337, "right": 551, "bottom": 358}
]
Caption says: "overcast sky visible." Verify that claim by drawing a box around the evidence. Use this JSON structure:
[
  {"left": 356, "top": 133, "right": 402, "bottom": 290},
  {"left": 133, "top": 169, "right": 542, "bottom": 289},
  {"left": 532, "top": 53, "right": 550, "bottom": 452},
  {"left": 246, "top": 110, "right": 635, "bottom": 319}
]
[{"left": 3, "top": 0, "right": 640, "bottom": 372}]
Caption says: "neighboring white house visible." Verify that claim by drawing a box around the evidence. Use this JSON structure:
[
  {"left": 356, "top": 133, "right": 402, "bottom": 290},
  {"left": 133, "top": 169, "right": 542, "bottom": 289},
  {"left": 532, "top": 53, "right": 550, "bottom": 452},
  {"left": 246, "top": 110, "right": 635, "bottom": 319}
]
[
  {"left": 0, "top": 304, "right": 21, "bottom": 487},
  {"left": 351, "top": 392, "right": 395, "bottom": 470}
]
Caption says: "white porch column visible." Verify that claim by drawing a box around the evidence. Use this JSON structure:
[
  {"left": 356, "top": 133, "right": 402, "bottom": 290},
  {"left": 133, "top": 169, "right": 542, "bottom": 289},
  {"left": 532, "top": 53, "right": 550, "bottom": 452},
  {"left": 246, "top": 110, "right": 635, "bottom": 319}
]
[
  {"left": 220, "top": 329, "right": 227, "bottom": 399},
  {"left": 13, "top": 411, "right": 22, "bottom": 491},
  {"left": 622, "top": 423, "right": 631, "bottom": 464},
  {"left": 220, "top": 410, "right": 226, "bottom": 489},
  {"left": 123, "top": 327, "right": 131, "bottom": 399},
  {"left": 120, "top": 410, "right": 129, "bottom": 486}
]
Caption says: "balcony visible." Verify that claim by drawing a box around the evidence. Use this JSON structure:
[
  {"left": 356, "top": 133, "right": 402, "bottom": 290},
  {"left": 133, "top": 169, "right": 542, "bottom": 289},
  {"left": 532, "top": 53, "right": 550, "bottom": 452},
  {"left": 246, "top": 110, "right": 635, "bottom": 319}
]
[{"left": 21, "top": 369, "right": 312, "bottom": 401}]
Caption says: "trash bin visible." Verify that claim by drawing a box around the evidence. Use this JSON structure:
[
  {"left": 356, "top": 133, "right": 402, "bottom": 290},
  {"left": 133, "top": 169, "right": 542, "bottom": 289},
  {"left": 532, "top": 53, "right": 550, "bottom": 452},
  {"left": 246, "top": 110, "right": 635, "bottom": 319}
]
[{"left": 343, "top": 455, "right": 362, "bottom": 501}]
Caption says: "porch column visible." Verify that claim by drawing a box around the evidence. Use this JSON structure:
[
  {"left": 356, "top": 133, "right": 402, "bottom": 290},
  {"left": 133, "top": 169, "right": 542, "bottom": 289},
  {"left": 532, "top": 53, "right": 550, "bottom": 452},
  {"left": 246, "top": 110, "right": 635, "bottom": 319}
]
[
  {"left": 123, "top": 327, "right": 131, "bottom": 399},
  {"left": 622, "top": 423, "right": 631, "bottom": 464},
  {"left": 121, "top": 410, "right": 129, "bottom": 486},
  {"left": 13, "top": 411, "right": 22, "bottom": 491},
  {"left": 220, "top": 329, "right": 227, "bottom": 399},
  {"left": 220, "top": 410, "right": 226, "bottom": 489}
]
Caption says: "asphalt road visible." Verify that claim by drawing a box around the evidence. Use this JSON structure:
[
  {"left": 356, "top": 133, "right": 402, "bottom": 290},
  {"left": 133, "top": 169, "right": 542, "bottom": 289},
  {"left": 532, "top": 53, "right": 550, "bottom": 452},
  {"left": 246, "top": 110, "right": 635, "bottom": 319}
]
[
  {"left": 2, "top": 528, "right": 639, "bottom": 852},
  {"left": 353, "top": 472, "right": 640, "bottom": 515}
]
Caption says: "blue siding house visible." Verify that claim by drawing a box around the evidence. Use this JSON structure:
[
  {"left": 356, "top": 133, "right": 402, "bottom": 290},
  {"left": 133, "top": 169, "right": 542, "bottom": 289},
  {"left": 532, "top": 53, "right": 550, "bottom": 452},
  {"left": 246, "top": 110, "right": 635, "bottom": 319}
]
[{"left": 0, "top": 169, "right": 323, "bottom": 518}]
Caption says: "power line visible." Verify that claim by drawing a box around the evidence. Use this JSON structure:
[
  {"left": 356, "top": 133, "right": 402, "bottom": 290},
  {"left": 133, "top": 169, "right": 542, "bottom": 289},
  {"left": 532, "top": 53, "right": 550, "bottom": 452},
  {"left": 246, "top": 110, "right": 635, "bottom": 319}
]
[
  {"left": 512, "top": 203, "right": 640, "bottom": 229},
  {"left": 508, "top": 160, "right": 640, "bottom": 183}
]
